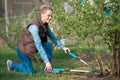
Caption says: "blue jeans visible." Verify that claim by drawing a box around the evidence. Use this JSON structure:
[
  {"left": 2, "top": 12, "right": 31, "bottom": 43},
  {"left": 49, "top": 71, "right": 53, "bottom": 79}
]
[{"left": 12, "top": 42, "right": 52, "bottom": 74}]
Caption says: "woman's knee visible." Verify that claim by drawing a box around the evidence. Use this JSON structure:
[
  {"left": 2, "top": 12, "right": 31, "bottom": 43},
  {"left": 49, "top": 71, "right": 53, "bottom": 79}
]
[{"left": 25, "top": 68, "right": 34, "bottom": 74}]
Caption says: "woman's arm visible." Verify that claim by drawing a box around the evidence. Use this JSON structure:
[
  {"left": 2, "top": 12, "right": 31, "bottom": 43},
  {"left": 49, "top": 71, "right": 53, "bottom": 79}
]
[
  {"left": 47, "top": 26, "right": 65, "bottom": 49},
  {"left": 28, "top": 25, "right": 49, "bottom": 63},
  {"left": 47, "top": 26, "right": 70, "bottom": 53},
  {"left": 28, "top": 25, "right": 52, "bottom": 71}
]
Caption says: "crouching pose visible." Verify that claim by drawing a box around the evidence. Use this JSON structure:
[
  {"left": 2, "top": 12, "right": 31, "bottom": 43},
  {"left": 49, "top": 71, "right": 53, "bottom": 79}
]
[{"left": 7, "top": 5, "right": 70, "bottom": 74}]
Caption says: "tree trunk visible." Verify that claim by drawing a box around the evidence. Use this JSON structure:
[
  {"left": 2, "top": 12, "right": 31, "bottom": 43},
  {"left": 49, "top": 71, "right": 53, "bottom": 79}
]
[
  {"left": 118, "top": 32, "right": 120, "bottom": 77},
  {"left": 118, "top": 47, "right": 120, "bottom": 77},
  {"left": 110, "top": 32, "right": 118, "bottom": 75},
  {"left": 112, "top": 31, "right": 120, "bottom": 77}
]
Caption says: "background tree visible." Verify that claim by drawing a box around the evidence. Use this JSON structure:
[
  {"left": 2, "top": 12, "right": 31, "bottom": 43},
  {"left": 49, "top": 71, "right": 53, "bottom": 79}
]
[
  {"left": 100, "top": 0, "right": 120, "bottom": 76},
  {"left": 71, "top": 0, "right": 120, "bottom": 76}
]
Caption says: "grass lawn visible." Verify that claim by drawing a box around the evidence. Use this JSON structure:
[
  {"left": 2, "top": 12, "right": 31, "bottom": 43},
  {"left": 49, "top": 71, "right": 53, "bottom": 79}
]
[
  {"left": 0, "top": 43, "right": 110, "bottom": 80},
  {"left": 0, "top": 45, "right": 85, "bottom": 80}
]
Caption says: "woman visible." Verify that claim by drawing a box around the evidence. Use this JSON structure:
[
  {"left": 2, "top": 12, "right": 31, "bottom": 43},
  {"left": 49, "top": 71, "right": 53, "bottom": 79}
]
[{"left": 7, "top": 5, "right": 70, "bottom": 74}]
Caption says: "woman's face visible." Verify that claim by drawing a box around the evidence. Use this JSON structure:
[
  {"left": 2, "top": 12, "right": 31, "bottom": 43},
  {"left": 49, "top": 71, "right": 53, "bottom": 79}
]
[{"left": 41, "top": 10, "right": 52, "bottom": 23}]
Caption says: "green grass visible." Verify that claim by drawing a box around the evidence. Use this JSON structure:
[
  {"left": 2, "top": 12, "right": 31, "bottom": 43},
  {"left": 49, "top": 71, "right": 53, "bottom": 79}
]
[
  {"left": 0, "top": 43, "right": 109, "bottom": 80},
  {"left": 0, "top": 45, "right": 83, "bottom": 80}
]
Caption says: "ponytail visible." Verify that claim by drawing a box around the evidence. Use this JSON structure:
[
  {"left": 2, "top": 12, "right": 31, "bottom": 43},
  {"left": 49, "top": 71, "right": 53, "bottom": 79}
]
[{"left": 40, "top": 5, "right": 53, "bottom": 14}]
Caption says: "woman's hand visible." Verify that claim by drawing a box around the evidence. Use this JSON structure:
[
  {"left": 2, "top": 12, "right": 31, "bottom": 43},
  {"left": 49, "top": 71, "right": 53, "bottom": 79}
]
[
  {"left": 63, "top": 47, "right": 70, "bottom": 53},
  {"left": 44, "top": 62, "right": 52, "bottom": 71}
]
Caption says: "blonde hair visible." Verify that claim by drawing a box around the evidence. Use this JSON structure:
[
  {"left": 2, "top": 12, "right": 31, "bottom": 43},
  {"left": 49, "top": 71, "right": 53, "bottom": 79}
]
[{"left": 40, "top": 5, "right": 53, "bottom": 14}]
